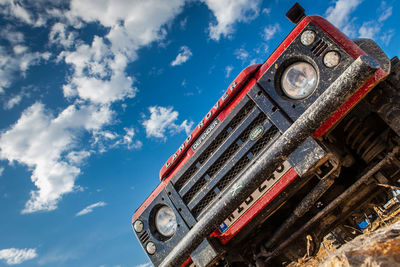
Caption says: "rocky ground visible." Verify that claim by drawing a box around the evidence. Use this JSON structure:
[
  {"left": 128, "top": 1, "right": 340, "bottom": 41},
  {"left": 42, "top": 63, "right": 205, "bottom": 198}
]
[{"left": 288, "top": 202, "right": 400, "bottom": 267}]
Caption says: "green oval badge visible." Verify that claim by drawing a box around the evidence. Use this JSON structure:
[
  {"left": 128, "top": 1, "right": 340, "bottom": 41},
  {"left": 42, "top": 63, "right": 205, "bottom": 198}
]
[{"left": 249, "top": 125, "right": 264, "bottom": 141}]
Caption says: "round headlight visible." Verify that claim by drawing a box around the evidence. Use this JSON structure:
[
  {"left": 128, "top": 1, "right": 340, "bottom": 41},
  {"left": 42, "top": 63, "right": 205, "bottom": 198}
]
[
  {"left": 281, "top": 62, "right": 317, "bottom": 100},
  {"left": 146, "top": 242, "right": 156, "bottom": 255},
  {"left": 155, "top": 206, "right": 177, "bottom": 237},
  {"left": 324, "top": 51, "right": 340, "bottom": 68},
  {"left": 133, "top": 220, "right": 144, "bottom": 233},
  {"left": 301, "top": 30, "right": 316, "bottom": 46}
]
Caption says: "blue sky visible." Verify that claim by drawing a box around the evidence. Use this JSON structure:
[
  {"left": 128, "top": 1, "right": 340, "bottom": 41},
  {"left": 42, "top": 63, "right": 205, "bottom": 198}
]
[{"left": 0, "top": 0, "right": 398, "bottom": 266}]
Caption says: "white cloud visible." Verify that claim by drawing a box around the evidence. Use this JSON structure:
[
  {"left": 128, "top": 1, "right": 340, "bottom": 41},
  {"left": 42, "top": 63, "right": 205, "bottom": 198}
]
[
  {"left": 225, "top": 65, "right": 233, "bottom": 78},
  {"left": 341, "top": 18, "right": 358, "bottom": 37},
  {"left": 358, "top": 3, "right": 393, "bottom": 41},
  {"left": 358, "top": 21, "right": 380, "bottom": 39},
  {"left": 61, "top": 36, "right": 137, "bottom": 104},
  {"left": 0, "top": 27, "right": 24, "bottom": 45},
  {"left": 171, "top": 46, "right": 192, "bottom": 66},
  {"left": 57, "top": 0, "right": 188, "bottom": 106},
  {"left": 263, "top": 23, "right": 280, "bottom": 41},
  {"left": 37, "top": 248, "right": 78, "bottom": 265},
  {"left": 0, "top": 45, "right": 50, "bottom": 93},
  {"left": 66, "top": 0, "right": 185, "bottom": 59},
  {"left": 0, "top": 102, "right": 113, "bottom": 213},
  {"left": 135, "top": 263, "right": 152, "bottom": 267},
  {"left": 180, "top": 17, "right": 188, "bottom": 29},
  {"left": 120, "top": 127, "right": 143, "bottom": 150},
  {"left": 142, "top": 106, "right": 193, "bottom": 140},
  {"left": 76, "top": 201, "right": 106, "bottom": 216},
  {"left": 0, "top": 0, "right": 34, "bottom": 25},
  {"left": 379, "top": 6, "right": 392, "bottom": 22},
  {"left": 325, "top": 0, "right": 362, "bottom": 30},
  {"left": 92, "top": 127, "right": 142, "bottom": 153},
  {"left": 0, "top": 0, "right": 190, "bottom": 213},
  {"left": 49, "top": 22, "right": 76, "bottom": 48},
  {"left": 0, "top": 167, "right": 4, "bottom": 176},
  {"left": 262, "top": 8, "right": 271, "bottom": 16},
  {"left": 204, "top": 0, "right": 261, "bottom": 41},
  {"left": 67, "top": 150, "right": 91, "bottom": 165},
  {"left": 380, "top": 30, "right": 394, "bottom": 46},
  {"left": 234, "top": 48, "right": 249, "bottom": 61},
  {"left": 0, "top": 248, "right": 37, "bottom": 265},
  {"left": 4, "top": 95, "right": 22, "bottom": 110},
  {"left": 0, "top": 0, "right": 64, "bottom": 27}
]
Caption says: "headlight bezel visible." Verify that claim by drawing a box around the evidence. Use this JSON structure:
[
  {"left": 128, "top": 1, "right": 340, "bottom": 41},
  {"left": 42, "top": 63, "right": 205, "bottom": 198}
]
[
  {"left": 155, "top": 205, "right": 177, "bottom": 238},
  {"left": 275, "top": 57, "right": 320, "bottom": 101},
  {"left": 149, "top": 204, "right": 178, "bottom": 241},
  {"left": 134, "top": 189, "right": 191, "bottom": 266},
  {"left": 281, "top": 61, "right": 318, "bottom": 100}
]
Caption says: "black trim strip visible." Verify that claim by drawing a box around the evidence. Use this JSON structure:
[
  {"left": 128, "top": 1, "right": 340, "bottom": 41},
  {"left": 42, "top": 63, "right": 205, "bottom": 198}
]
[{"left": 165, "top": 183, "right": 197, "bottom": 228}]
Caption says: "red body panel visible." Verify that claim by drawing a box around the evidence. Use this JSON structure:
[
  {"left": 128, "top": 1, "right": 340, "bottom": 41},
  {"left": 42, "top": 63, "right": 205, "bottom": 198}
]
[{"left": 181, "top": 257, "right": 192, "bottom": 267}]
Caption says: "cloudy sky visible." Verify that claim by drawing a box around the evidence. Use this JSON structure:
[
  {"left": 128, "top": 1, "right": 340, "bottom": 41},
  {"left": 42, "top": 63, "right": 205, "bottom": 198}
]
[{"left": 0, "top": 0, "right": 398, "bottom": 266}]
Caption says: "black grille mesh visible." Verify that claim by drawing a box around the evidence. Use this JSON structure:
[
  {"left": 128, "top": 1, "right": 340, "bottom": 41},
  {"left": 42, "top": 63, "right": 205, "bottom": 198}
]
[
  {"left": 174, "top": 101, "right": 255, "bottom": 191},
  {"left": 183, "top": 113, "right": 267, "bottom": 204},
  {"left": 191, "top": 125, "right": 279, "bottom": 218}
]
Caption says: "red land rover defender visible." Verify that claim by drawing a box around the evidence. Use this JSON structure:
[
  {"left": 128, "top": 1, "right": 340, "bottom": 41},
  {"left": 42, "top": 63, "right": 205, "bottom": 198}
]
[{"left": 132, "top": 3, "right": 400, "bottom": 266}]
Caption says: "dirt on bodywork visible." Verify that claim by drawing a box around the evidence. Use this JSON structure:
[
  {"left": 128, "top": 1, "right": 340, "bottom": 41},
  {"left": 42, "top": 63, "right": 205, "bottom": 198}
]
[{"left": 288, "top": 203, "right": 400, "bottom": 267}]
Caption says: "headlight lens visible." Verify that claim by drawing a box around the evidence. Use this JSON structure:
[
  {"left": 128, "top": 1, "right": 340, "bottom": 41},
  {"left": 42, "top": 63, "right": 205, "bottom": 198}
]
[
  {"left": 155, "top": 206, "right": 177, "bottom": 237},
  {"left": 324, "top": 51, "right": 341, "bottom": 68},
  {"left": 300, "top": 30, "right": 316, "bottom": 46},
  {"left": 146, "top": 242, "right": 156, "bottom": 255},
  {"left": 133, "top": 220, "right": 144, "bottom": 233},
  {"left": 281, "top": 62, "right": 317, "bottom": 99}
]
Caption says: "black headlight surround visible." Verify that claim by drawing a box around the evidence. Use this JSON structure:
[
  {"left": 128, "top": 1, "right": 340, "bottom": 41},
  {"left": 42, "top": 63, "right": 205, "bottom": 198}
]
[
  {"left": 257, "top": 22, "right": 354, "bottom": 122},
  {"left": 134, "top": 189, "right": 190, "bottom": 266},
  {"left": 274, "top": 55, "right": 319, "bottom": 101}
]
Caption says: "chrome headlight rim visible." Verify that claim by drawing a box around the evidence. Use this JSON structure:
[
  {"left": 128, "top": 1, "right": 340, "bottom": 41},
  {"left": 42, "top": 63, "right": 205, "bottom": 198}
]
[
  {"left": 154, "top": 205, "right": 177, "bottom": 238},
  {"left": 280, "top": 61, "right": 318, "bottom": 100}
]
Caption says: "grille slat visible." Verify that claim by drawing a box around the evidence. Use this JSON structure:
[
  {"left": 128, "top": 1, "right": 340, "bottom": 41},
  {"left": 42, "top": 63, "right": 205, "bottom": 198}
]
[
  {"left": 311, "top": 39, "right": 328, "bottom": 56},
  {"left": 174, "top": 100, "right": 255, "bottom": 191},
  {"left": 179, "top": 108, "right": 261, "bottom": 198},
  {"left": 139, "top": 231, "right": 150, "bottom": 244}
]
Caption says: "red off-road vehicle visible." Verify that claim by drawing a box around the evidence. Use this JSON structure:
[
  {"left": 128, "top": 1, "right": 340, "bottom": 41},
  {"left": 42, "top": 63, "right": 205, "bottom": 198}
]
[{"left": 132, "top": 3, "right": 400, "bottom": 266}]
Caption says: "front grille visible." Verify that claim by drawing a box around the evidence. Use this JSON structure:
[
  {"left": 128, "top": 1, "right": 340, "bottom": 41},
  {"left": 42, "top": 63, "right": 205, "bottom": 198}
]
[
  {"left": 191, "top": 126, "right": 279, "bottom": 218},
  {"left": 183, "top": 112, "right": 267, "bottom": 204},
  {"left": 217, "top": 127, "right": 279, "bottom": 190},
  {"left": 174, "top": 101, "right": 255, "bottom": 191},
  {"left": 139, "top": 230, "right": 150, "bottom": 244},
  {"left": 311, "top": 39, "right": 328, "bottom": 56}
]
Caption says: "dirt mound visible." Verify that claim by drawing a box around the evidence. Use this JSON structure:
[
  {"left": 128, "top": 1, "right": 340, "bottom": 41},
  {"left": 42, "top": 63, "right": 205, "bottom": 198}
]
[
  {"left": 321, "top": 220, "right": 400, "bottom": 267},
  {"left": 288, "top": 204, "right": 400, "bottom": 267}
]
